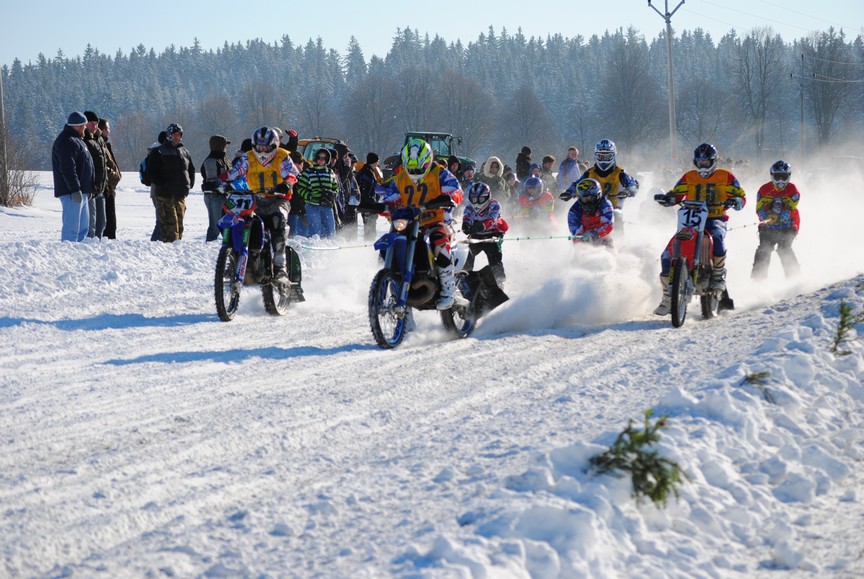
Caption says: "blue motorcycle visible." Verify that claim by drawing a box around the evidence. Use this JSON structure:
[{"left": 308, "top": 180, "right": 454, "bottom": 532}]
[{"left": 367, "top": 200, "right": 507, "bottom": 349}]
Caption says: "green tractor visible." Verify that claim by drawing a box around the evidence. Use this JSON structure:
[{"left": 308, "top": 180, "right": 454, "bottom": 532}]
[{"left": 382, "top": 131, "right": 475, "bottom": 180}]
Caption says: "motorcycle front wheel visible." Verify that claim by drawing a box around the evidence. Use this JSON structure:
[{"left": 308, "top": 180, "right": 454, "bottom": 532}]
[
  {"left": 670, "top": 256, "right": 689, "bottom": 328},
  {"left": 440, "top": 273, "right": 476, "bottom": 339},
  {"left": 215, "top": 246, "right": 241, "bottom": 321},
  {"left": 368, "top": 269, "right": 408, "bottom": 349}
]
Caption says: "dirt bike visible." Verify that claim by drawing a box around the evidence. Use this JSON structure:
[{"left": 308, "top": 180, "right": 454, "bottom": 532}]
[
  {"left": 366, "top": 200, "right": 508, "bottom": 349},
  {"left": 214, "top": 190, "right": 303, "bottom": 321},
  {"left": 654, "top": 196, "right": 734, "bottom": 328}
]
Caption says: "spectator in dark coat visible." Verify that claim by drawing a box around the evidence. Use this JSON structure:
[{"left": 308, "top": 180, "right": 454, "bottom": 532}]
[
  {"left": 515, "top": 146, "right": 532, "bottom": 180},
  {"left": 83, "top": 110, "right": 109, "bottom": 238},
  {"left": 98, "top": 118, "right": 122, "bottom": 239},
  {"left": 200, "top": 134, "right": 231, "bottom": 242},
  {"left": 356, "top": 152, "right": 384, "bottom": 241},
  {"left": 148, "top": 123, "right": 195, "bottom": 242},
  {"left": 52, "top": 112, "right": 94, "bottom": 241}
]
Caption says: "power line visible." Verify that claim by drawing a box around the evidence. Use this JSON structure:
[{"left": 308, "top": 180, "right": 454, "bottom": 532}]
[
  {"left": 697, "top": 0, "right": 830, "bottom": 34},
  {"left": 803, "top": 54, "right": 864, "bottom": 66},
  {"left": 755, "top": 0, "right": 848, "bottom": 29}
]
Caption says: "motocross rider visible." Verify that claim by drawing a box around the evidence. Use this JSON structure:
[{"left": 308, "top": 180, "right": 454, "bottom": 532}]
[
  {"left": 653, "top": 143, "right": 746, "bottom": 316},
  {"left": 567, "top": 178, "right": 614, "bottom": 246},
  {"left": 560, "top": 139, "right": 638, "bottom": 231},
  {"left": 375, "top": 138, "right": 464, "bottom": 309},
  {"left": 219, "top": 126, "right": 299, "bottom": 283},
  {"left": 461, "top": 182, "right": 508, "bottom": 284},
  {"left": 751, "top": 160, "right": 801, "bottom": 280}
]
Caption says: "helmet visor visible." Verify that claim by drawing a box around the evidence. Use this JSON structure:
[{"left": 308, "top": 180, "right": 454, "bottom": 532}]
[
  {"left": 694, "top": 158, "right": 714, "bottom": 169},
  {"left": 596, "top": 152, "right": 614, "bottom": 163},
  {"left": 255, "top": 143, "right": 275, "bottom": 154},
  {"left": 772, "top": 172, "right": 790, "bottom": 182}
]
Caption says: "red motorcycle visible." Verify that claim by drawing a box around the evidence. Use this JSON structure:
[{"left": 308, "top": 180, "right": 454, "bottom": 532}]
[{"left": 656, "top": 197, "right": 734, "bottom": 327}]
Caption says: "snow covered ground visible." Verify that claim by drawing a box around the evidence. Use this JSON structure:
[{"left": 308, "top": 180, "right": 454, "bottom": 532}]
[{"left": 0, "top": 172, "right": 862, "bottom": 578}]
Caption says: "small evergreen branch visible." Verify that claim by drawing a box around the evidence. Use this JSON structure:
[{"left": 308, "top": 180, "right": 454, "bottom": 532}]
[
  {"left": 740, "top": 371, "right": 777, "bottom": 404},
  {"left": 831, "top": 300, "right": 864, "bottom": 356},
  {"left": 589, "top": 409, "right": 689, "bottom": 507}
]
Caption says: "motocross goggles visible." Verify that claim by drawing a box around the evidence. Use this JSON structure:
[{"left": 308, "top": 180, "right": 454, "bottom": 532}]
[
  {"left": 694, "top": 158, "right": 714, "bottom": 169},
  {"left": 255, "top": 143, "right": 276, "bottom": 154},
  {"left": 771, "top": 172, "right": 791, "bottom": 182},
  {"left": 596, "top": 152, "right": 614, "bottom": 163}
]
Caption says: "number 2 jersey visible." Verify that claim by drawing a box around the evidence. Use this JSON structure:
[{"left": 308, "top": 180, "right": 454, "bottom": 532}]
[
  {"left": 377, "top": 165, "right": 464, "bottom": 227},
  {"left": 669, "top": 168, "right": 746, "bottom": 220}
]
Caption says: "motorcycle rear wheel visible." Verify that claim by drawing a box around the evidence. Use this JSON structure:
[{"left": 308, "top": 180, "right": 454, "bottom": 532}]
[
  {"left": 700, "top": 292, "right": 720, "bottom": 319},
  {"left": 368, "top": 269, "right": 408, "bottom": 349},
  {"left": 215, "top": 246, "right": 241, "bottom": 321},
  {"left": 670, "top": 257, "right": 689, "bottom": 328},
  {"left": 262, "top": 247, "right": 293, "bottom": 316},
  {"left": 441, "top": 273, "right": 476, "bottom": 339}
]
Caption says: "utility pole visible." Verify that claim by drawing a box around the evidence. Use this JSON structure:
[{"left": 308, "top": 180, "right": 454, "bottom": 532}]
[
  {"left": 0, "top": 67, "right": 8, "bottom": 204},
  {"left": 648, "top": 0, "right": 685, "bottom": 172},
  {"left": 790, "top": 54, "right": 806, "bottom": 165}
]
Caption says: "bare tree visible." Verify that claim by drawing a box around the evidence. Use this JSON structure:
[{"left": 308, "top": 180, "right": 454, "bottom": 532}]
[
  {"left": 344, "top": 73, "right": 400, "bottom": 157},
  {"left": 596, "top": 28, "right": 665, "bottom": 147},
  {"left": 393, "top": 68, "right": 439, "bottom": 131},
  {"left": 803, "top": 28, "right": 857, "bottom": 145},
  {"left": 0, "top": 121, "right": 36, "bottom": 206},
  {"left": 438, "top": 70, "right": 492, "bottom": 158},
  {"left": 498, "top": 85, "right": 559, "bottom": 155},
  {"left": 112, "top": 111, "right": 155, "bottom": 171},
  {"left": 676, "top": 77, "right": 733, "bottom": 146},
  {"left": 196, "top": 92, "right": 239, "bottom": 141},
  {"left": 732, "top": 28, "right": 786, "bottom": 160}
]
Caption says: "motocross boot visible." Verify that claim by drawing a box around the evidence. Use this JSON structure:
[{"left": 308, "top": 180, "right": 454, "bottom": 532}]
[
  {"left": 436, "top": 264, "right": 457, "bottom": 310},
  {"left": 710, "top": 254, "right": 727, "bottom": 291},
  {"left": 653, "top": 275, "right": 671, "bottom": 316},
  {"left": 272, "top": 243, "right": 290, "bottom": 285}
]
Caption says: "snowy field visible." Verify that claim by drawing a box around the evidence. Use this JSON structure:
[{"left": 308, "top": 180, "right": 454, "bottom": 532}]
[{"left": 0, "top": 172, "right": 863, "bottom": 578}]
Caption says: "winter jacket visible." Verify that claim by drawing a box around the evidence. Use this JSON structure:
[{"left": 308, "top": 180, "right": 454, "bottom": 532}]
[
  {"left": 557, "top": 157, "right": 584, "bottom": 192},
  {"left": 296, "top": 165, "right": 340, "bottom": 206},
  {"left": 476, "top": 156, "right": 509, "bottom": 202},
  {"left": 756, "top": 182, "right": 800, "bottom": 232},
  {"left": 148, "top": 142, "right": 195, "bottom": 198},
  {"left": 83, "top": 129, "right": 109, "bottom": 195},
  {"left": 200, "top": 151, "right": 231, "bottom": 192},
  {"left": 355, "top": 163, "right": 382, "bottom": 205},
  {"left": 52, "top": 125, "right": 94, "bottom": 198},
  {"left": 515, "top": 151, "right": 532, "bottom": 180}
]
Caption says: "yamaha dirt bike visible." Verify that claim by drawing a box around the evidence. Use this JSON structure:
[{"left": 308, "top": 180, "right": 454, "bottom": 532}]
[
  {"left": 366, "top": 200, "right": 508, "bottom": 349},
  {"left": 654, "top": 196, "right": 735, "bottom": 328},
  {"left": 214, "top": 190, "right": 303, "bottom": 321}
]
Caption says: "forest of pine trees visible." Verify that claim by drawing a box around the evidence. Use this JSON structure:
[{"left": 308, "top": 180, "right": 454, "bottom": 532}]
[{"left": 2, "top": 25, "right": 862, "bottom": 174}]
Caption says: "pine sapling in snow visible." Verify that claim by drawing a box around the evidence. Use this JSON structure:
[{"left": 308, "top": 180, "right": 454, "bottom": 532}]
[
  {"left": 589, "top": 409, "right": 688, "bottom": 507},
  {"left": 740, "top": 371, "right": 777, "bottom": 404},
  {"left": 831, "top": 300, "right": 864, "bottom": 356}
]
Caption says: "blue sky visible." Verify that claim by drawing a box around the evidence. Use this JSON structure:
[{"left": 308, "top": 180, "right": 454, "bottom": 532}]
[{"left": 2, "top": 0, "right": 861, "bottom": 68}]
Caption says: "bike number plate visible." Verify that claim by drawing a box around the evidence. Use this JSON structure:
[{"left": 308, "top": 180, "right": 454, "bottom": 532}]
[
  {"left": 677, "top": 203, "right": 708, "bottom": 230},
  {"left": 225, "top": 194, "right": 256, "bottom": 216}
]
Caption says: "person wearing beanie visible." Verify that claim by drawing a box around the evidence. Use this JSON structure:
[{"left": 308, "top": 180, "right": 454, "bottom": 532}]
[
  {"left": 356, "top": 151, "right": 384, "bottom": 241},
  {"left": 200, "top": 135, "right": 232, "bottom": 241},
  {"left": 82, "top": 110, "right": 109, "bottom": 238},
  {"left": 147, "top": 122, "right": 195, "bottom": 242},
  {"left": 52, "top": 111, "right": 95, "bottom": 241}
]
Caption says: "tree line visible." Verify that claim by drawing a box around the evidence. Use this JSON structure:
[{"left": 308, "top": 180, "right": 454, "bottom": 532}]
[{"left": 2, "top": 25, "right": 862, "bottom": 174}]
